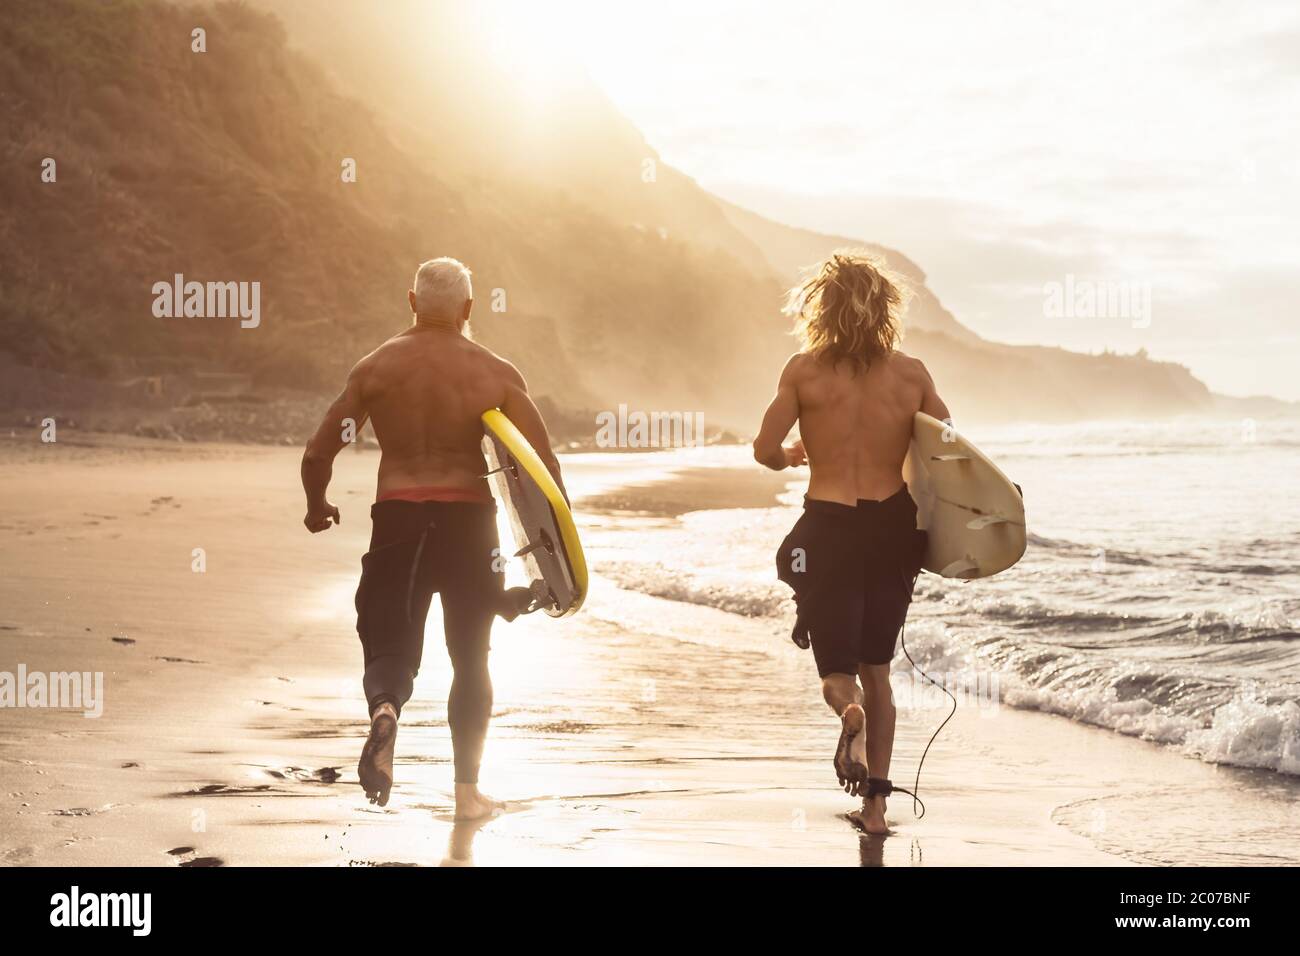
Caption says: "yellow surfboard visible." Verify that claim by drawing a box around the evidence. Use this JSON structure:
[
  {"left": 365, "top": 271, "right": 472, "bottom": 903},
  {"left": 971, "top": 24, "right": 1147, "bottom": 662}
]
[{"left": 481, "top": 409, "right": 587, "bottom": 617}]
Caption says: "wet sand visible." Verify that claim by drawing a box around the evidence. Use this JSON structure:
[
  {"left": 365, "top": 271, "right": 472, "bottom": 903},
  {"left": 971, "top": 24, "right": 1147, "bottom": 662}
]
[
  {"left": 580, "top": 465, "right": 792, "bottom": 517},
  {"left": 0, "top": 435, "right": 1279, "bottom": 866}
]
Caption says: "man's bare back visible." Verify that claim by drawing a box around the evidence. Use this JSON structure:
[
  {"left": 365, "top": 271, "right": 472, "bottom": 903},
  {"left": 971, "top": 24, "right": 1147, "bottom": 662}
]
[
  {"left": 753, "top": 350, "right": 950, "bottom": 501},
  {"left": 301, "top": 327, "right": 563, "bottom": 530},
  {"left": 363, "top": 329, "right": 504, "bottom": 495}
]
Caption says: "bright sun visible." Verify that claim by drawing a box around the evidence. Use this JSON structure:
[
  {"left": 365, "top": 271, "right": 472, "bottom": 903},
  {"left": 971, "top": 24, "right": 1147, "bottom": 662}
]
[{"left": 466, "top": 1, "right": 587, "bottom": 110}]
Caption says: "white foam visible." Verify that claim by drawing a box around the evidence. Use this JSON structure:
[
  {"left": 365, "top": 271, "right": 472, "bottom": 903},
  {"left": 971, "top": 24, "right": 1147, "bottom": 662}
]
[{"left": 1183, "top": 691, "right": 1300, "bottom": 774}]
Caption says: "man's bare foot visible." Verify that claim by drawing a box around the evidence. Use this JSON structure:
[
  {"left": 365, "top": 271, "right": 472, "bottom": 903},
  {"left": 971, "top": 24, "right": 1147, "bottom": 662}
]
[
  {"left": 358, "top": 703, "right": 397, "bottom": 806},
  {"left": 454, "top": 783, "right": 505, "bottom": 821},
  {"left": 855, "top": 794, "right": 888, "bottom": 835},
  {"left": 834, "top": 704, "right": 868, "bottom": 795}
]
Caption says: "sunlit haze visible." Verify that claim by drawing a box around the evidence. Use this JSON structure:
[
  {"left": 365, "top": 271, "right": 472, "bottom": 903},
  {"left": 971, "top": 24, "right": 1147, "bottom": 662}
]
[{"left": 477, "top": 0, "right": 1300, "bottom": 400}]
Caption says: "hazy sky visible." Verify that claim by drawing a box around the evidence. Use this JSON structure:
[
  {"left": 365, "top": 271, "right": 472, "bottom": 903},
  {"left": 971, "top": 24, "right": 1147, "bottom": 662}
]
[{"left": 485, "top": 0, "right": 1298, "bottom": 401}]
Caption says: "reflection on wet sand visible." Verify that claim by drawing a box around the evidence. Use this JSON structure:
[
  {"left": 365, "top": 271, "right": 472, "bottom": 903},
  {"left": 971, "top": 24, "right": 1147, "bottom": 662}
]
[
  {"left": 856, "top": 832, "right": 887, "bottom": 868},
  {"left": 442, "top": 815, "right": 495, "bottom": 867}
]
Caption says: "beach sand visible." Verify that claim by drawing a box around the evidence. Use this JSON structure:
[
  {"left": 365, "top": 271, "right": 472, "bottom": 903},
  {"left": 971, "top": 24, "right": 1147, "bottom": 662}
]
[{"left": 0, "top": 434, "right": 1283, "bottom": 866}]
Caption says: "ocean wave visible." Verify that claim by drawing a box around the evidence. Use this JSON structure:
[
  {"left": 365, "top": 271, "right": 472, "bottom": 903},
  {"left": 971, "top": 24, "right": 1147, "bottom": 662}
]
[
  {"left": 957, "top": 595, "right": 1162, "bottom": 631},
  {"left": 897, "top": 625, "right": 1300, "bottom": 775},
  {"left": 1183, "top": 694, "right": 1300, "bottom": 774},
  {"left": 1024, "top": 533, "right": 1299, "bottom": 577},
  {"left": 941, "top": 592, "right": 1299, "bottom": 647},
  {"left": 593, "top": 519, "right": 1300, "bottom": 776},
  {"left": 604, "top": 555, "right": 1299, "bottom": 651},
  {"left": 1025, "top": 533, "right": 1155, "bottom": 567},
  {"left": 1212, "top": 563, "right": 1300, "bottom": 577},
  {"left": 601, "top": 562, "right": 790, "bottom": 618}
]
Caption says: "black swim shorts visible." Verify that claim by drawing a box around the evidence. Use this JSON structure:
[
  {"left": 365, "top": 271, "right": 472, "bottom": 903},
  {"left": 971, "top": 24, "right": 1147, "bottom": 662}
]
[
  {"left": 775, "top": 487, "right": 926, "bottom": 676},
  {"left": 354, "top": 499, "right": 504, "bottom": 713}
]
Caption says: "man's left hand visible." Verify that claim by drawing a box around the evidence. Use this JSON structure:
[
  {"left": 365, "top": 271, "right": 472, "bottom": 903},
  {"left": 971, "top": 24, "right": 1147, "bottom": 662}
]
[{"left": 304, "top": 502, "right": 341, "bottom": 533}]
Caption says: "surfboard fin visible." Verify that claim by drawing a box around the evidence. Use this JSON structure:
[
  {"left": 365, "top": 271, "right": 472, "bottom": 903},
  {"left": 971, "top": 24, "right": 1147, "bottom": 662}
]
[
  {"left": 938, "top": 557, "right": 980, "bottom": 578},
  {"left": 514, "top": 528, "right": 556, "bottom": 558}
]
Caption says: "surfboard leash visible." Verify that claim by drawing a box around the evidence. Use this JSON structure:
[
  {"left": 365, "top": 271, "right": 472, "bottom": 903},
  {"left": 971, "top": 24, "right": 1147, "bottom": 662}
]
[{"left": 896, "top": 615, "right": 958, "bottom": 819}]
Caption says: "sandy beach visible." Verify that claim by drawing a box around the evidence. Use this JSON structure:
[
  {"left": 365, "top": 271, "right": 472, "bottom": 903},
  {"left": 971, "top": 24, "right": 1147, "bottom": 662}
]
[{"left": 0, "top": 434, "right": 1294, "bottom": 867}]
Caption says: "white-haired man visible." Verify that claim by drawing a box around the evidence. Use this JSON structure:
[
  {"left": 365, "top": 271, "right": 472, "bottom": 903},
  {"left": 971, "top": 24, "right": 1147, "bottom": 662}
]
[{"left": 300, "top": 257, "right": 567, "bottom": 818}]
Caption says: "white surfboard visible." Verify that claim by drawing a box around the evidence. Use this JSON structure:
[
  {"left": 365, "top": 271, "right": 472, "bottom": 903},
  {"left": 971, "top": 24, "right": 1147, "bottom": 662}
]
[{"left": 902, "top": 412, "right": 1026, "bottom": 579}]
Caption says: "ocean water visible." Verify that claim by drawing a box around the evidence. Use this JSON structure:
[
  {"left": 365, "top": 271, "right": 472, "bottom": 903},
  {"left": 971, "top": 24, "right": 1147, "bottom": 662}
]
[{"left": 574, "top": 417, "right": 1300, "bottom": 778}]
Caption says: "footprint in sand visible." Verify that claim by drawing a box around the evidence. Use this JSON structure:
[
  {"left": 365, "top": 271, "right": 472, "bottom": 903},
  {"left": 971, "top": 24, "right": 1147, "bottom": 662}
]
[
  {"left": 152, "top": 656, "right": 207, "bottom": 664},
  {"left": 140, "top": 497, "right": 182, "bottom": 517},
  {"left": 175, "top": 784, "right": 274, "bottom": 797},
  {"left": 49, "top": 804, "right": 119, "bottom": 817},
  {"left": 263, "top": 766, "right": 342, "bottom": 785},
  {"left": 520, "top": 720, "right": 596, "bottom": 734},
  {"left": 250, "top": 699, "right": 304, "bottom": 712},
  {"left": 167, "top": 846, "right": 224, "bottom": 867},
  {"left": 347, "top": 860, "right": 418, "bottom": 867},
  {"left": 111, "top": 636, "right": 136, "bottom": 646}
]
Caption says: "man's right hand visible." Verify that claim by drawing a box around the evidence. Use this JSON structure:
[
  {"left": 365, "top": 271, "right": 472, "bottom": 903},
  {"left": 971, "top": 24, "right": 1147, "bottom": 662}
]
[{"left": 303, "top": 502, "right": 341, "bottom": 533}]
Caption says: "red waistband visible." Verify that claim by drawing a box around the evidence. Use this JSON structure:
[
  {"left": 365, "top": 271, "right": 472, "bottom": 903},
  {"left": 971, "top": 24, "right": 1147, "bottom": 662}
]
[{"left": 376, "top": 485, "right": 494, "bottom": 504}]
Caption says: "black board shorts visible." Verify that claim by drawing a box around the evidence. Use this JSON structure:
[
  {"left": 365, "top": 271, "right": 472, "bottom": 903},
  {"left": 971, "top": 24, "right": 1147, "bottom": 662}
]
[
  {"left": 354, "top": 500, "right": 503, "bottom": 673},
  {"left": 775, "top": 487, "right": 926, "bottom": 676}
]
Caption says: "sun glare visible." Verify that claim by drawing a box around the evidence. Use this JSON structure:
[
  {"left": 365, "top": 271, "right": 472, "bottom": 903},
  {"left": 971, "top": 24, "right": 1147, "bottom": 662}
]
[{"left": 471, "top": 1, "right": 586, "bottom": 111}]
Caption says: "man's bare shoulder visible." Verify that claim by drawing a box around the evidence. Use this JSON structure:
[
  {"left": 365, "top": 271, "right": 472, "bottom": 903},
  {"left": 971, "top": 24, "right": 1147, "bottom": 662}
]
[
  {"left": 469, "top": 341, "right": 525, "bottom": 385},
  {"left": 888, "top": 350, "right": 934, "bottom": 382},
  {"left": 781, "top": 351, "right": 817, "bottom": 384},
  {"left": 363, "top": 331, "right": 418, "bottom": 363},
  {"left": 347, "top": 340, "right": 395, "bottom": 381}
]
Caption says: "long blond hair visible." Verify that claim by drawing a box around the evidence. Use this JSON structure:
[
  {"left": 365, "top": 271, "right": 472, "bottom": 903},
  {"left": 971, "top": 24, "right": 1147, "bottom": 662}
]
[{"left": 786, "top": 250, "right": 909, "bottom": 371}]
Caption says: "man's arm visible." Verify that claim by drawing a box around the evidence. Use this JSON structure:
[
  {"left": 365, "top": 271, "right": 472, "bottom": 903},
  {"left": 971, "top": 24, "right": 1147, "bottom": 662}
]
[
  {"left": 917, "top": 359, "right": 952, "bottom": 425},
  {"left": 752, "top": 354, "right": 807, "bottom": 471},
  {"left": 500, "top": 362, "right": 569, "bottom": 505},
  {"left": 301, "top": 361, "right": 370, "bottom": 533}
]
